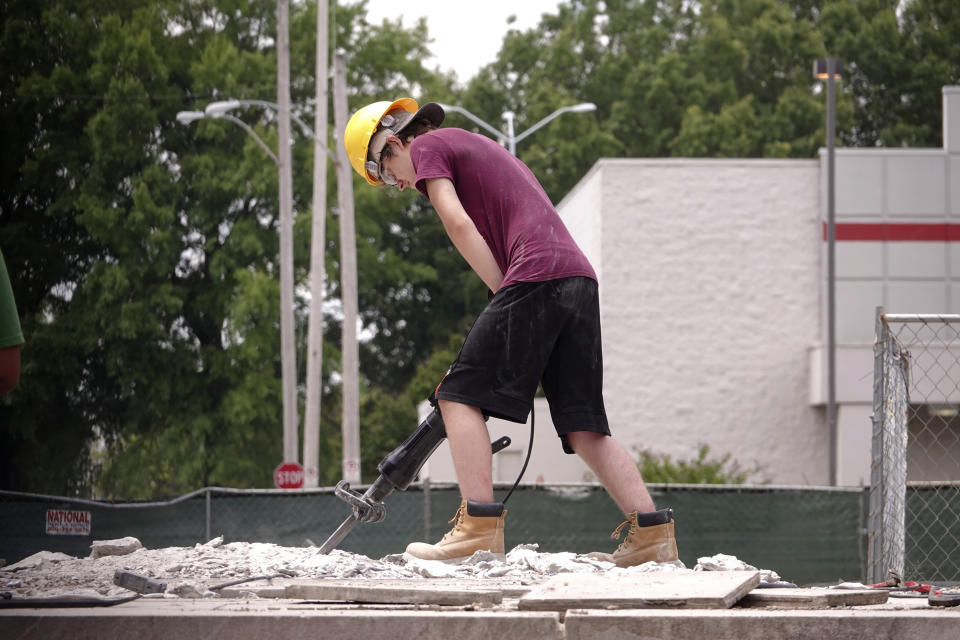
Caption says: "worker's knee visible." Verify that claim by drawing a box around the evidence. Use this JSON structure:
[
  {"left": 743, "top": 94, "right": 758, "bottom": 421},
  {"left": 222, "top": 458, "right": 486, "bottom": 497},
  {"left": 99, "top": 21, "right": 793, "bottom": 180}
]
[
  {"left": 564, "top": 430, "right": 605, "bottom": 453},
  {"left": 437, "top": 398, "right": 481, "bottom": 416}
]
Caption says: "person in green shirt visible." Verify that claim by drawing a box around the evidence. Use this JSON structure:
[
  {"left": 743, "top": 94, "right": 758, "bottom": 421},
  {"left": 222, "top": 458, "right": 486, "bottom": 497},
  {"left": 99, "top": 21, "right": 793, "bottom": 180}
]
[{"left": 0, "top": 248, "right": 24, "bottom": 394}]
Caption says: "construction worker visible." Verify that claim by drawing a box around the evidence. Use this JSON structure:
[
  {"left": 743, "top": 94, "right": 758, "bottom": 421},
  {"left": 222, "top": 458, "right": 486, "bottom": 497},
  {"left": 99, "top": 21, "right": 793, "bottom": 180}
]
[{"left": 343, "top": 98, "right": 678, "bottom": 567}]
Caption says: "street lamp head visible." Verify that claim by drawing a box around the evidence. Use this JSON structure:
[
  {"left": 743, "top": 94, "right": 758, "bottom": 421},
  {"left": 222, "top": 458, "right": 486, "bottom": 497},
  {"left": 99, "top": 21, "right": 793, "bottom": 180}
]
[
  {"left": 205, "top": 99, "right": 242, "bottom": 116},
  {"left": 569, "top": 103, "right": 597, "bottom": 113},
  {"left": 176, "top": 110, "right": 205, "bottom": 125},
  {"left": 813, "top": 59, "right": 842, "bottom": 80}
]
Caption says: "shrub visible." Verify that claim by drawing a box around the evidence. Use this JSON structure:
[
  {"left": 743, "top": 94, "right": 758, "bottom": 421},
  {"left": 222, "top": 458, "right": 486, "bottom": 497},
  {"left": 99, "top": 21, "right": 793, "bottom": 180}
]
[{"left": 635, "top": 444, "right": 762, "bottom": 484}]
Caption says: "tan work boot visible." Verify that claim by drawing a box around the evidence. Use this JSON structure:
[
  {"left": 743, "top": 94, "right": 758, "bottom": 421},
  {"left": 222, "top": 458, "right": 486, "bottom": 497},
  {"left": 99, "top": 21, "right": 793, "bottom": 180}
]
[
  {"left": 609, "top": 508, "right": 679, "bottom": 567},
  {"left": 405, "top": 499, "right": 506, "bottom": 563}
]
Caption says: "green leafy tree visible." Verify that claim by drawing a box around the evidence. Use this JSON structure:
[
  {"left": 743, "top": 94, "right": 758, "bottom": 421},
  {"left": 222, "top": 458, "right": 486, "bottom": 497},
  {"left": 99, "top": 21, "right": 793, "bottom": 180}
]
[
  {"left": 0, "top": 0, "right": 463, "bottom": 497},
  {"left": 820, "top": 0, "right": 960, "bottom": 147}
]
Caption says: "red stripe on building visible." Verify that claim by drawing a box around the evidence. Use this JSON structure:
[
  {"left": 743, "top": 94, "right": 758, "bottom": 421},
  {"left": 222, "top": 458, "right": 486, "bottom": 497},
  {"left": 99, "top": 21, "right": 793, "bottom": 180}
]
[{"left": 824, "top": 222, "right": 960, "bottom": 242}]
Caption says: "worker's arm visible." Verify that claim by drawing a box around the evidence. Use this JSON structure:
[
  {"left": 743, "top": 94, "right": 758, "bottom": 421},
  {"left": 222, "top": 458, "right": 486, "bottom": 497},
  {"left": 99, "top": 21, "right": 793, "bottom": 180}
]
[{"left": 426, "top": 177, "right": 504, "bottom": 293}]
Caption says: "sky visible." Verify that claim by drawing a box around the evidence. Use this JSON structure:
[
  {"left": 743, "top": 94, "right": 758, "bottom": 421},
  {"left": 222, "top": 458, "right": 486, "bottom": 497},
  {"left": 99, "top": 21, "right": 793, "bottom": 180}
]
[{"left": 362, "top": 0, "right": 565, "bottom": 83}]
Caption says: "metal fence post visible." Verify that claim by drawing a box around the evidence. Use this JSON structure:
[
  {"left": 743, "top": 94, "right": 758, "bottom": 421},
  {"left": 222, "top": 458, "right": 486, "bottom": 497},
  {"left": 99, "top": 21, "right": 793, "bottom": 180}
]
[
  {"left": 868, "top": 307, "right": 886, "bottom": 583},
  {"left": 867, "top": 307, "right": 888, "bottom": 584},
  {"left": 869, "top": 309, "right": 908, "bottom": 583},
  {"left": 869, "top": 311, "right": 960, "bottom": 583}
]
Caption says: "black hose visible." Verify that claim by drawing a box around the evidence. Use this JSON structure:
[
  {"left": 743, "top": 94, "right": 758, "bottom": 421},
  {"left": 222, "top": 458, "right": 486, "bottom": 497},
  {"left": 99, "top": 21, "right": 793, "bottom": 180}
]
[{"left": 501, "top": 406, "right": 534, "bottom": 504}]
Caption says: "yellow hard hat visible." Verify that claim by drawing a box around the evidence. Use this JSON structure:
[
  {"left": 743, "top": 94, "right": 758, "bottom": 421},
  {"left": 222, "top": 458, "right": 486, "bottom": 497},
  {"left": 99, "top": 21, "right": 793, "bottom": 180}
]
[
  {"left": 343, "top": 98, "right": 444, "bottom": 185},
  {"left": 344, "top": 98, "right": 418, "bottom": 185}
]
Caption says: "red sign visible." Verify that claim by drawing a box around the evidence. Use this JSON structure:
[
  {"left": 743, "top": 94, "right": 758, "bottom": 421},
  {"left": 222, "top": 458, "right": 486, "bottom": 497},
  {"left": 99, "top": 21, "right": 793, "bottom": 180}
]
[
  {"left": 274, "top": 461, "right": 304, "bottom": 489},
  {"left": 46, "top": 509, "right": 91, "bottom": 536}
]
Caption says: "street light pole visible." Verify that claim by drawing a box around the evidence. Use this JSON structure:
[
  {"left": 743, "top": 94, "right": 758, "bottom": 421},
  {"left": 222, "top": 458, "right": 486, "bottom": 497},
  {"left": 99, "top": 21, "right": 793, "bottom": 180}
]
[
  {"left": 815, "top": 57, "right": 842, "bottom": 487},
  {"left": 205, "top": 100, "right": 308, "bottom": 134},
  {"left": 178, "top": 110, "right": 281, "bottom": 163},
  {"left": 438, "top": 103, "right": 597, "bottom": 156}
]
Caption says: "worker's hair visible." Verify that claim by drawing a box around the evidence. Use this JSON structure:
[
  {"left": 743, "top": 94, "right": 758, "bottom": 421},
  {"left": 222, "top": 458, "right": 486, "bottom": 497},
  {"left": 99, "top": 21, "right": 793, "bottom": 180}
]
[{"left": 380, "top": 117, "right": 437, "bottom": 160}]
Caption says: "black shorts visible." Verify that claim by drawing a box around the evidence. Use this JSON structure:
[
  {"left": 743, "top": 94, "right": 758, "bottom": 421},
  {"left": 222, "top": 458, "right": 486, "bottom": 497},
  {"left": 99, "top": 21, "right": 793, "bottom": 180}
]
[{"left": 435, "top": 276, "right": 610, "bottom": 454}]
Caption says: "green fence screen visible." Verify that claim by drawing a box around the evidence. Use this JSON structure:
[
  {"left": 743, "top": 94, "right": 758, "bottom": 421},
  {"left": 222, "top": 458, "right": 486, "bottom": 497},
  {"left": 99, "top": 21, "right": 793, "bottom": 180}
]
[{"left": 0, "top": 483, "right": 884, "bottom": 586}]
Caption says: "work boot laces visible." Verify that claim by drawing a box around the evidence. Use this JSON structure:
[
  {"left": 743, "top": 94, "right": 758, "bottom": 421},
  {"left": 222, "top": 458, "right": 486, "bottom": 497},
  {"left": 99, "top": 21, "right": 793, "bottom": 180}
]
[
  {"left": 441, "top": 502, "right": 467, "bottom": 541},
  {"left": 610, "top": 516, "right": 638, "bottom": 553}
]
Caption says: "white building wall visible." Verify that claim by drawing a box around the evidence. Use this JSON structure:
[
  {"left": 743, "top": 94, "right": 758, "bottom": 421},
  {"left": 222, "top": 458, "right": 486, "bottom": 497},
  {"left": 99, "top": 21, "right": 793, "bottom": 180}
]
[{"left": 586, "top": 159, "right": 827, "bottom": 485}]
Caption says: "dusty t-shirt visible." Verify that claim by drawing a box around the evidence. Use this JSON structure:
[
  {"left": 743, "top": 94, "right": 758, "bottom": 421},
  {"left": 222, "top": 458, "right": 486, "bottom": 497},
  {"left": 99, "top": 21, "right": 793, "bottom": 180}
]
[{"left": 411, "top": 128, "right": 596, "bottom": 289}]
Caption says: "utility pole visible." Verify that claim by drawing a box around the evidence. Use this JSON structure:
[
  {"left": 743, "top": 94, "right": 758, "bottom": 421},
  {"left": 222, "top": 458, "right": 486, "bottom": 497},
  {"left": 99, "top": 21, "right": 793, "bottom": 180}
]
[
  {"left": 333, "top": 50, "right": 361, "bottom": 483},
  {"left": 303, "top": 0, "right": 328, "bottom": 488},
  {"left": 276, "top": 0, "right": 298, "bottom": 464}
]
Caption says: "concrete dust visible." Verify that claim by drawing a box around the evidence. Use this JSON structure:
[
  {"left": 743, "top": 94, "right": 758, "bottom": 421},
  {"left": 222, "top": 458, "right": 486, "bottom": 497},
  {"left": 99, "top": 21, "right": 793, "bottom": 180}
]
[{"left": 0, "top": 537, "right": 781, "bottom": 600}]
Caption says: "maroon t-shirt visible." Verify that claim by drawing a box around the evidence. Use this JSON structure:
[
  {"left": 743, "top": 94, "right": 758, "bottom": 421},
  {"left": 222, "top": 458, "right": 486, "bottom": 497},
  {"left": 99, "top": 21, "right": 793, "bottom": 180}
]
[{"left": 411, "top": 128, "right": 596, "bottom": 289}]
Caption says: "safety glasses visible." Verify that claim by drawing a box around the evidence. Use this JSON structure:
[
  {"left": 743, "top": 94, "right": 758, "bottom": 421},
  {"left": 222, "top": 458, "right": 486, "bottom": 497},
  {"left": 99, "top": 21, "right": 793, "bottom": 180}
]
[
  {"left": 364, "top": 157, "right": 397, "bottom": 187},
  {"left": 364, "top": 111, "right": 408, "bottom": 187}
]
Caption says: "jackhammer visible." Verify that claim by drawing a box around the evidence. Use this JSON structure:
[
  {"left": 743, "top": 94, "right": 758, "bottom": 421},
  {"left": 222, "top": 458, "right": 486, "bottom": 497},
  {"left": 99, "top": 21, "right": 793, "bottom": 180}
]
[{"left": 316, "top": 406, "right": 512, "bottom": 554}]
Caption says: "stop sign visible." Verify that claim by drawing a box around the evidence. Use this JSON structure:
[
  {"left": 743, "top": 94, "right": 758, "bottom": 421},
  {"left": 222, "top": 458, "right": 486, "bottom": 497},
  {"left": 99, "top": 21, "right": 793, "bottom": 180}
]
[{"left": 274, "top": 461, "right": 304, "bottom": 489}]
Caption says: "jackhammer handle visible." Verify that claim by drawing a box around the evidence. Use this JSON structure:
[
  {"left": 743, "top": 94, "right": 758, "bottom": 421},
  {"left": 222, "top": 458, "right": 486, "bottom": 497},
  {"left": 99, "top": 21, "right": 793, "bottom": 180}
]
[{"left": 376, "top": 407, "right": 447, "bottom": 492}]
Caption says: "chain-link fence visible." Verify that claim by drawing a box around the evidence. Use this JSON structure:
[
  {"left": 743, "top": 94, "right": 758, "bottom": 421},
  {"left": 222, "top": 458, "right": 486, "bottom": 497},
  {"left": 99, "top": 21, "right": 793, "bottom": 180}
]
[
  {"left": 2, "top": 483, "right": 866, "bottom": 585},
  {"left": 870, "top": 310, "right": 960, "bottom": 584}
]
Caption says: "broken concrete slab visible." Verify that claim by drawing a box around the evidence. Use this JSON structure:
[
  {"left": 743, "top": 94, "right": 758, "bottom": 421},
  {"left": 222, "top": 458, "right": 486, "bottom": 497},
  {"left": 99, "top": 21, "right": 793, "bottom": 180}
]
[
  {"left": 518, "top": 569, "right": 760, "bottom": 611},
  {"left": 214, "top": 577, "right": 534, "bottom": 602},
  {"left": 216, "top": 585, "right": 289, "bottom": 599},
  {"left": 285, "top": 579, "right": 504, "bottom": 606},
  {"left": 738, "top": 587, "right": 888, "bottom": 609},
  {"left": 90, "top": 537, "right": 142, "bottom": 559}
]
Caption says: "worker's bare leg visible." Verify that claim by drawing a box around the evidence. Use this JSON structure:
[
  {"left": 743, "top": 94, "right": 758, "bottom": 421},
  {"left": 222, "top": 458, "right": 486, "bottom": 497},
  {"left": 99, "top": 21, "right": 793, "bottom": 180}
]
[
  {"left": 438, "top": 399, "right": 494, "bottom": 503},
  {"left": 566, "top": 431, "right": 656, "bottom": 514},
  {"left": 403, "top": 399, "right": 503, "bottom": 561}
]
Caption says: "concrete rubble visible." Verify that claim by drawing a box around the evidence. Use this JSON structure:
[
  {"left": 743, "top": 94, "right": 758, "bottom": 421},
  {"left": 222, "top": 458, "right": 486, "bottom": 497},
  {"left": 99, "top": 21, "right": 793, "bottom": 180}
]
[
  {"left": 1, "top": 537, "right": 709, "bottom": 599},
  {"left": 2, "top": 537, "right": 958, "bottom": 640}
]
